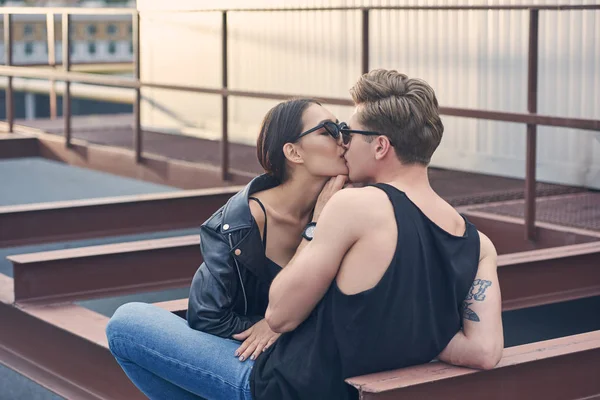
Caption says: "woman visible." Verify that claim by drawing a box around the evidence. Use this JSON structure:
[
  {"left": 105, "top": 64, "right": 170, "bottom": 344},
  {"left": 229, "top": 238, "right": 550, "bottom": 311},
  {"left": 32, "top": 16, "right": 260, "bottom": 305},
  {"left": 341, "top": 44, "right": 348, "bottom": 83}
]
[
  {"left": 106, "top": 98, "right": 348, "bottom": 399},
  {"left": 187, "top": 98, "right": 348, "bottom": 361}
]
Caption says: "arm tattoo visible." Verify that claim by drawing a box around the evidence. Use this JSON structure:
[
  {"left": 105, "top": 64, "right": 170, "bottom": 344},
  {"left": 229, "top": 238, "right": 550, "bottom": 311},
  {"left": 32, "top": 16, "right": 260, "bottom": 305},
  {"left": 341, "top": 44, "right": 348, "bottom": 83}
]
[
  {"left": 462, "top": 302, "right": 480, "bottom": 322},
  {"left": 466, "top": 279, "right": 492, "bottom": 301},
  {"left": 462, "top": 279, "right": 492, "bottom": 323}
]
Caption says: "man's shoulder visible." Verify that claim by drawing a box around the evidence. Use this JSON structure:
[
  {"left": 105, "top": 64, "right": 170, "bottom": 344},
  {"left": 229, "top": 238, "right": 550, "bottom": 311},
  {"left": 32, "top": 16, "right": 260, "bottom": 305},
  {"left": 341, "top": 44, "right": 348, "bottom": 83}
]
[
  {"left": 323, "top": 186, "right": 392, "bottom": 227},
  {"left": 328, "top": 186, "right": 389, "bottom": 212}
]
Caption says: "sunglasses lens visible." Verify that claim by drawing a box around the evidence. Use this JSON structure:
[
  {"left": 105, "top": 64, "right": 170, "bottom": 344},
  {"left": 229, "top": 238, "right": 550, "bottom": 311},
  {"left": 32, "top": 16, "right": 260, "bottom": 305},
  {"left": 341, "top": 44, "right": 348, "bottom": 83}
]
[
  {"left": 342, "top": 133, "right": 351, "bottom": 145},
  {"left": 324, "top": 122, "right": 340, "bottom": 139}
]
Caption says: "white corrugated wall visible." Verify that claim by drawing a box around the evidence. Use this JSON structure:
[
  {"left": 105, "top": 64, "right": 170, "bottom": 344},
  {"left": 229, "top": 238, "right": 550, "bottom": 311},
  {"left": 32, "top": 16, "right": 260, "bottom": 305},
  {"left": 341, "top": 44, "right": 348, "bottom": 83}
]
[{"left": 137, "top": 0, "right": 600, "bottom": 188}]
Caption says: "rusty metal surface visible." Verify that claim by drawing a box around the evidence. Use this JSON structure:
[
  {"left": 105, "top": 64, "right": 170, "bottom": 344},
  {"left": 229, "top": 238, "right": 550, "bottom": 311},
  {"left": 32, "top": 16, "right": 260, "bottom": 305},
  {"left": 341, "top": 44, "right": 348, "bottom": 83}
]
[
  {"left": 9, "top": 235, "right": 200, "bottom": 303},
  {"left": 0, "top": 186, "right": 238, "bottom": 247},
  {"left": 471, "top": 193, "right": 600, "bottom": 232},
  {"left": 347, "top": 331, "right": 600, "bottom": 400}
]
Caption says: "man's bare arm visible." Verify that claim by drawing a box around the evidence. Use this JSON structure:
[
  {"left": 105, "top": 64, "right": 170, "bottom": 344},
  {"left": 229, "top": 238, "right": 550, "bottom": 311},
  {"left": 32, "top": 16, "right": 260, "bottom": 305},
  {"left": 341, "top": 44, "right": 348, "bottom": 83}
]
[
  {"left": 265, "top": 189, "right": 361, "bottom": 333},
  {"left": 438, "top": 231, "right": 504, "bottom": 370}
]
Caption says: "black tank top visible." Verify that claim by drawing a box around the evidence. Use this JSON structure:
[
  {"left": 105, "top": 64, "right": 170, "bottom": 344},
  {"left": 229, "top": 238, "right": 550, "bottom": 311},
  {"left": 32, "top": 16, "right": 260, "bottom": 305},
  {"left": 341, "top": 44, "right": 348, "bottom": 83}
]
[{"left": 251, "top": 183, "right": 480, "bottom": 400}]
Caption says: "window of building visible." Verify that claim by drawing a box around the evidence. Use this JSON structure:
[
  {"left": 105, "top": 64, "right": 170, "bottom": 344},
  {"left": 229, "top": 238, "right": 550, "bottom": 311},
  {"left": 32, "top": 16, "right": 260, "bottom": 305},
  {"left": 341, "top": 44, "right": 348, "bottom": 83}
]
[
  {"left": 107, "top": 24, "right": 118, "bottom": 35},
  {"left": 129, "top": 42, "right": 133, "bottom": 54},
  {"left": 24, "top": 24, "right": 34, "bottom": 36},
  {"left": 88, "top": 42, "right": 96, "bottom": 55},
  {"left": 128, "top": 24, "right": 132, "bottom": 34},
  {"left": 87, "top": 24, "right": 97, "bottom": 36},
  {"left": 108, "top": 41, "right": 117, "bottom": 55},
  {"left": 25, "top": 42, "right": 34, "bottom": 56}
]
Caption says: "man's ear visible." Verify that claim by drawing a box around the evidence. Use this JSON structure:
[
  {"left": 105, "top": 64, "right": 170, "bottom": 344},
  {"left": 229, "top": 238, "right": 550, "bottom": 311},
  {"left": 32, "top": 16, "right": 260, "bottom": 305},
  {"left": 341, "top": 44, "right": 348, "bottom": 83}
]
[
  {"left": 374, "top": 136, "right": 393, "bottom": 160},
  {"left": 283, "top": 142, "right": 304, "bottom": 165}
]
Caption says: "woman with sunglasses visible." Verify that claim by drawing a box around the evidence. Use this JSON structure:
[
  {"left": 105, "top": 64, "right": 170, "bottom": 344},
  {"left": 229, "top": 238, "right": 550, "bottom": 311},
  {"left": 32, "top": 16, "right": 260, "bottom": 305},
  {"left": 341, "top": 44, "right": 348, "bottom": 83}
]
[{"left": 106, "top": 98, "right": 348, "bottom": 400}]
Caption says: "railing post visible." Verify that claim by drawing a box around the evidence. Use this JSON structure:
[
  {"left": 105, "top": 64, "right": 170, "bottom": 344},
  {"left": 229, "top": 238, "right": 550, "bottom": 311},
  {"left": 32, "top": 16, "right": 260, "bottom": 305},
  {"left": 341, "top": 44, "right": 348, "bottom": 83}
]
[
  {"left": 361, "top": 9, "right": 369, "bottom": 75},
  {"left": 62, "top": 13, "right": 72, "bottom": 147},
  {"left": 46, "top": 13, "right": 57, "bottom": 120},
  {"left": 221, "top": 11, "right": 230, "bottom": 181},
  {"left": 4, "top": 13, "right": 14, "bottom": 133},
  {"left": 525, "top": 9, "right": 539, "bottom": 241},
  {"left": 132, "top": 11, "right": 142, "bottom": 163}
]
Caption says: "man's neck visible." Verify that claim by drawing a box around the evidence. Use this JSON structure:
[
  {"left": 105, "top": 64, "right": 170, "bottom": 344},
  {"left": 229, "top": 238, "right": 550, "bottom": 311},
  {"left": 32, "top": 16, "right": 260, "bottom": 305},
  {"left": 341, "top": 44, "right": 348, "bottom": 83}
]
[{"left": 372, "top": 163, "right": 432, "bottom": 193}]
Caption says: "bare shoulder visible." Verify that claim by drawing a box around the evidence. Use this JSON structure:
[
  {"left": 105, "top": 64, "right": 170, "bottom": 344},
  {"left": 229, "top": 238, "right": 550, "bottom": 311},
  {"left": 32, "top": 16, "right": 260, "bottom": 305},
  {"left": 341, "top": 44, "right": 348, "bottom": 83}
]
[
  {"left": 322, "top": 186, "right": 392, "bottom": 226},
  {"left": 477, "top": 230, "right": 498, "bottom": 263}
]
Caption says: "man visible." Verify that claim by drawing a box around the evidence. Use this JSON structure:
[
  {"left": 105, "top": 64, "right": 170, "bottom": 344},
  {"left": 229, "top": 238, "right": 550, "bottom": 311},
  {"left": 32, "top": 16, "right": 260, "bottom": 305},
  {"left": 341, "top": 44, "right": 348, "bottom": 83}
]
[{"left": 252, "top": 69, "right": 503, "bottom": 399}]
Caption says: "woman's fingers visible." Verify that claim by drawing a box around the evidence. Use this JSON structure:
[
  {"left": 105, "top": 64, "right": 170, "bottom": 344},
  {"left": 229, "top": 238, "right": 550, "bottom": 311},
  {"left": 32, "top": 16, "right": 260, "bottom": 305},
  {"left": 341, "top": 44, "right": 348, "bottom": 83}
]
[
  {"left": 263, "top": 337, "right": 277, "bottom": 352},
  {"left": 239, "top": 339, "right": 259, "bottom": 362},
  {"left": 250, "top": 340, "right": 268, "bottom": 361}
]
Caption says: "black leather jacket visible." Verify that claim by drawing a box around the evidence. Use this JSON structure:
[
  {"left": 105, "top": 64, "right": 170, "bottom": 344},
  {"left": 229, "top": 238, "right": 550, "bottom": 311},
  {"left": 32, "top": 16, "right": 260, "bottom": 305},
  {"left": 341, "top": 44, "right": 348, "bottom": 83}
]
[{"left": 187, "top": 174, "right": 282, "bottom": 338}]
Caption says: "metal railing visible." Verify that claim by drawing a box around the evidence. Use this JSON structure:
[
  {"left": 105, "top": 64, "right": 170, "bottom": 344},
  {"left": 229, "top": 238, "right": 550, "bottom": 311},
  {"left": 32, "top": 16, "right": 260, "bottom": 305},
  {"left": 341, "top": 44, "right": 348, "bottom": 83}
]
[{"left": 1, "top": 4, "right": 600, "bottom": 241}]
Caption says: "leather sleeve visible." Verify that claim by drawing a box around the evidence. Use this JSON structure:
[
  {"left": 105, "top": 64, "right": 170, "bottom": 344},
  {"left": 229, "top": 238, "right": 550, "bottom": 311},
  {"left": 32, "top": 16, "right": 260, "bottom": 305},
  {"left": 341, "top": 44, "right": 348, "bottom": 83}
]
[{"left": 187, "top": 224, "right": 262, "bottom": 338}]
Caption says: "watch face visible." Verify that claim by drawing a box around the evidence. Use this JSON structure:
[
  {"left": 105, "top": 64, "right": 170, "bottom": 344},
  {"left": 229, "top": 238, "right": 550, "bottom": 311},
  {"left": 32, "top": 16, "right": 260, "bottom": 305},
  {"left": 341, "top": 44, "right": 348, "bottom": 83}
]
[{"left": 305, "top": 224, "right": 316, "bottom": 238}]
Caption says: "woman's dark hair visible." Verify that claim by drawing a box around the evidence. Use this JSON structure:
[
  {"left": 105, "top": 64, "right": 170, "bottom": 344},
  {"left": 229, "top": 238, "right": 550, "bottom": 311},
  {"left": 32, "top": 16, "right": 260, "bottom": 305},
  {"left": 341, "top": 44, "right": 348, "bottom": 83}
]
[{"left": 256, "top": 98, "right": 321, "bottom": 182}]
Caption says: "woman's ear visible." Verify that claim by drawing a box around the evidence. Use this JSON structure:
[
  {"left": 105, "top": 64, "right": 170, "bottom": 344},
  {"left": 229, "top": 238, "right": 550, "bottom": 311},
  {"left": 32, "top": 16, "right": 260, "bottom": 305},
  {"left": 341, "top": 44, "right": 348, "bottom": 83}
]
[
  {"left": 283, "top": 142, "right": 304, "bottom": 165},
  {"left": 374, "top": 136, "right": 392, "bottom": 160}
]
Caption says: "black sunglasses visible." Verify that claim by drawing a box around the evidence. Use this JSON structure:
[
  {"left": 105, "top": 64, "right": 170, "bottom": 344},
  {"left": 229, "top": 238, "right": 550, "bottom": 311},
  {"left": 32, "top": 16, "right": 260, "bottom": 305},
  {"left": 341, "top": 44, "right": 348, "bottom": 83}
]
[
  {"left": 339, "top": 122, "right": 385, "bottom": 145},
  {"left": 296, "top": 120, "right": 347, "bottom": 144}
]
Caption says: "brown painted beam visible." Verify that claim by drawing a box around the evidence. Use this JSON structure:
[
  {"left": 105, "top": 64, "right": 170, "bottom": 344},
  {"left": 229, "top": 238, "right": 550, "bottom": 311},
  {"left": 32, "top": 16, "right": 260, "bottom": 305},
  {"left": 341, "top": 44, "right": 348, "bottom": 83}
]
[
  {"left": 10, "top": 233, "right": 597, "bottom": 310},
  {"left": 36, "top": 132, "right": 254, "bottom": 188},
  {"left": 0, "top": 136, "right": 39, "bottom": 159},
  {"left": 347, "top": 330, "right": 600, "bottom": 400},
  {"left": 464, "top": 211, "right": 600, "bottom": 255},
  {"left": 9, "top": 235, "right": 201, "bottom": 303},
  {"left": 499, "top": 241, "right": 600, "bottom": 311},
  {"left": 0, "top": 185, "right": 239, "bottom": 248},
  {"left": 0, "top": 282, "right": 143, "bottom": 399}
]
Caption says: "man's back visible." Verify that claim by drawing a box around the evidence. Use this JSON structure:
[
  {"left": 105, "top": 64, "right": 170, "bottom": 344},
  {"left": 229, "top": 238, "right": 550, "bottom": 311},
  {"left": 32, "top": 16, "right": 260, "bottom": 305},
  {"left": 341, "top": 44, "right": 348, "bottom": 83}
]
[
  {"left": 251, "top": 183, "right": 480, "bottom": 400},
  {"left": 336, "top": 183, "right": 467, "bottom": 296}
]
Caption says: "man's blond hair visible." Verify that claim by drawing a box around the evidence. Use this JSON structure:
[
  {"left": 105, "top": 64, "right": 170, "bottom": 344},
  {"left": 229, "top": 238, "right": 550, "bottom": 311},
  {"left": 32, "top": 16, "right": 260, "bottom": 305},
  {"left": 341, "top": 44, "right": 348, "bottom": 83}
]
[{"left": 350, "top": 69, "right": 444, "bottom": 165}]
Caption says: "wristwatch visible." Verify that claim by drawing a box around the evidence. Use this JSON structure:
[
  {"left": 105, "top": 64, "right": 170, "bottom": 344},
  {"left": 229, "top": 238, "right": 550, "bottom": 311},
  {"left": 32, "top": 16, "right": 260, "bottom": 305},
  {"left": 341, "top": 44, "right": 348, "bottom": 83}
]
[{"left": 302, "top": 222, "right": 317, "bottom": 241}]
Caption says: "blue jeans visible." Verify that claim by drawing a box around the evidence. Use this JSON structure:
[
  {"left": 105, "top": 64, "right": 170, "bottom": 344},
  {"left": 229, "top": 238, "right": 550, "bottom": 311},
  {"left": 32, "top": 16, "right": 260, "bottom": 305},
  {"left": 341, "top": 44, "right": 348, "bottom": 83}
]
[{"left": 106, "top": 302, "right": 254, "bottom": 400}]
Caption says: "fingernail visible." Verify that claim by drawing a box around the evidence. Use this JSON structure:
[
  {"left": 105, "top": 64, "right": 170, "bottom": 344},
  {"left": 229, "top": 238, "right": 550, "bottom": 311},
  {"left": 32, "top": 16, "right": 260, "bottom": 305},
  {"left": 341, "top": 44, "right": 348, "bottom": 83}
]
[
  {"left": 239, "top": 356, "right": 244, "bottom": 361},
  {"left": 251, "top": 355, "right": 256, "bottom": 361},
  {"left": 234, "top": 352, "right": 239, "bottom": 357}
]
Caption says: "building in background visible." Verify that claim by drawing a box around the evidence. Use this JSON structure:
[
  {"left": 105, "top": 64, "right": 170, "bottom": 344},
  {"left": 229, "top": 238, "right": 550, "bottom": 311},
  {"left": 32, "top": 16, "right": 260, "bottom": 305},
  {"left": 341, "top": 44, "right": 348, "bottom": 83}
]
[{"left": 136, "top": 0, "right": 600, "bottom": 189}]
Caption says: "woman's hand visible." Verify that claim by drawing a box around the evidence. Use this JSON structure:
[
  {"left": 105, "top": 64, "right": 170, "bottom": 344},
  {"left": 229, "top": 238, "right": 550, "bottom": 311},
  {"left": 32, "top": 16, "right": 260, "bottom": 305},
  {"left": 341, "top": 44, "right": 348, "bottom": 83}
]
[
  {"left": 313, "top": 175, "right": 348, "bottom": 221},
  {"left": 232, "top": 319, "right": 281, "bottom": 362}
]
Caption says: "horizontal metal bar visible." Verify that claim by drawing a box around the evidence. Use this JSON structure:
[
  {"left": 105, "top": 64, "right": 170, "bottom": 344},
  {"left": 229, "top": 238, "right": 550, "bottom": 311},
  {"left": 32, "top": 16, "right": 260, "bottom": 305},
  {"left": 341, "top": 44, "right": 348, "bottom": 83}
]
[
  {"left": 498, "top": 241, "right": 600, "bottom": 311},
  {"left": 3, "top": 4, "right": 599, "bottom": 15},
  {"left": 9, "top": 236, "right": 201, "bottom": 303},
  {"left": 0, "top": 65, "right": 138, "bottom": 88},
  {"left": 0, "top": 288, "right": 145, "bottom": 399},
  {"left": 0, "top": 136, "right": 39, "bottom": 159},
  {"left": 10, "top": 232, "right": 597, "bottom": 308},
  {"left": 142, "top": 4, "right": 600, "bottom": 13},
  {"left": 0, "top": 7, "right": 136, "bottom": 15},
  {"left": 440, "top": 106, "right": 600, "bottom": 131},
  {"left": 347, "top": 330, "right": 600, "bottom": 399},
  {"left": 2, "top": 66, "right": 598, "bottom": 131},
  {"left": 0, "top": 186, "right": 239, "bottom": 248}
]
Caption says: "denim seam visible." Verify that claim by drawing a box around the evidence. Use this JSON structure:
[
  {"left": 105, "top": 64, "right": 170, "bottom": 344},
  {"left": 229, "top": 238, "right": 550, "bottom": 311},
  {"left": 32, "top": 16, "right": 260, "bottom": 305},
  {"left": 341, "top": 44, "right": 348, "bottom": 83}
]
[{"left": 109, "top": 335, "right": 252, "bottom": 394}]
